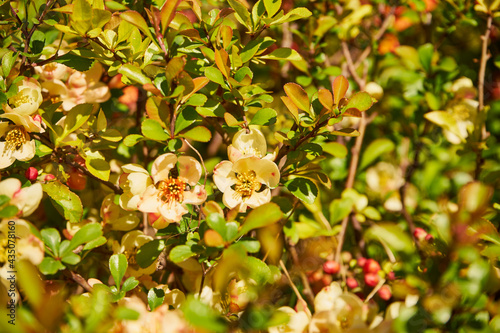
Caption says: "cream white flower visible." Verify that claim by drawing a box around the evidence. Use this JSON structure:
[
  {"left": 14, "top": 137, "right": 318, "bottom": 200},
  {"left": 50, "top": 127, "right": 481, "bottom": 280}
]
[
  {"left": 119, "top": 164, "right": 153, "bottom": 211},
  {"left": 101, "top": 194, "right": 140, "bottom": 231},
  {"left": 0, "top": 178, "right": 43, "bottom": 217},
  {"left": 228, "top": 128, "right": 270, "bottom": 162},
  {"left": 112, "top": 230, "right": 157, "bottom": 277},
  {"left": 213, "top": 156, "right": 280, "bottom": 212},
  {"left": 35, "top": 61, "right": 71, "bottom": 81},
  {"left": 135, "top": 153, "right": 207, "bottom": 227},
  {"left": 3, "top": 78, "right": 43, "bottom": 116},
  {"left": 0, "top": 122, "right": 36, "bottom": 169},
  {"left": 269, "top": 306, "right": 311, "bottom": 333}
]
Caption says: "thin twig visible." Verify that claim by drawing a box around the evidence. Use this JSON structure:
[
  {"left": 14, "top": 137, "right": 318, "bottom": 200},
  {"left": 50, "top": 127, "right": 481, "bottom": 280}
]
[
  {"left": 474, "top": 14, "right": 493, "bottom": 179},
  {"left": 65, "top": 270, "right": 93, "bottom": 293},
  {"left": 183, "top": 138, "right": 208, "bottom": 186},
  {"left": 279, "top": 260, "right": 311, "bottom": 309}
]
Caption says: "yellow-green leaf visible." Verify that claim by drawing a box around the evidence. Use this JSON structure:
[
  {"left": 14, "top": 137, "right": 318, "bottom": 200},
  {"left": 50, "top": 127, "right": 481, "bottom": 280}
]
[{"left": 284, "top": 82, "right": 309, "bottom": 113}]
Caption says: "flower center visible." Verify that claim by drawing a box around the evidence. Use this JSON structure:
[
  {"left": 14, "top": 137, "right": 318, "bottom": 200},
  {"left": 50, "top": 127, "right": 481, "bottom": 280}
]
[
  {"left": 234, "top": 171, "right": 260, "bottom": 198},
  {"left": 157, "top": 178, "right": 186, "bottom": 204},
  {"left": 10, "top": 93, "right": 33, "bottom": 108},
  {"left": 5, "top": 126, "right": 28, "bottom": 151},
  {"left": 45, "top": 63, "right": 58, "bottom": 72},
  {"left": 123, "top": 247, "right": 138, "bottom": 265}
]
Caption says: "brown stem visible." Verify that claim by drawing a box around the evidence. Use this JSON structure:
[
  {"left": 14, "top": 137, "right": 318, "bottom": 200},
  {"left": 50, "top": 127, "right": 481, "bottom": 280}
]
[
  {"left": 287, "top": 243, "right": 315, "bottom": 305},
  {"left": 65, "top": 270, "right": 93, "bottom": 293},
  {"left": 474, "top": 14, "right": 493, "bottom": 179}
]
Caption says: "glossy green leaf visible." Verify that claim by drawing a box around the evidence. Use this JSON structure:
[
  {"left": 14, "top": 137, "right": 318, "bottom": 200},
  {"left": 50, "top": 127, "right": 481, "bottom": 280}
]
[
  {"left": 169, "top": 245, "right": 196, "bottom": 263},
  {"left": 110, "top": 254, "right": 127, "bottom": 289},
  {"left": 264, "top": 0, "right": 281, "bottom": 17},
  {"left": 66, "top": 223, "right": 103, "bottom": 255},
  {"left": 330, "top": 128, "right": 359, "bottom": 137},
  {"left": 418, "top": 43, "right": 434, "bottom": 73},
  {"left": 123, "top": 134, "right": 144, "bottom": 147},
  {"left": 204, "top": 67, "right": 226, "bottom": 87},
  {"left": 2, "top": 51, "right": 18, "bottom": 78},
  {"left": 239, "top": 203, "right": 282, "bottom": 236},
  {"left": 122, "top": 277, "right": 139, "bottom": 292},
  {"left": 181, "top": 126, "right": 212, "bottom": 142},
  {"left": 54, "top": 53, "right": 94, "bottom": 71},
  {"left": 121, "top": 11, "right": 154, "bottom": 41},
  {"left": 259, "top": 48, "right": 303, "bottom": 61},
  {"left": 424, "top": 111, "right": 465, "bottom": 142},
  {"left": 329, "top": 198, "right": 353, "bottom": 224},
  {"left": 148, "top": 288, "right": 166, "bottom": 311},
  {"left": 42, "top": 181, "right": 83, "bottom": 223},
  {"left": 345, "top": 92, "right": 373, "bottom": 112},
  {"left": 285, "top": 177, "right": 318, "bottom": 204},
  {"left": 0, "top": 205, "right": 18, "bottom": 218},
  {"left": 227, "top": 0, "right": 252, "bottom": 29},
  {"left": 118, "top": 64, "right": 152, "bottom": 85},
  {"left": 359, "top": 138, "right": 395, "bottom": 170},
  {"left": 245, "top": 256, "right": 272, "bottom": 284},
  {"left": 270, "top": 7, "right": 312, "bottom": 25},
  {"left": 142, "top": 119, "right": 169, "bottom": 141},
  {"left": 41, "top": 228, "right": 61, "bottom": 257},
  {"left": 85, "top": 150, "right": 110, "bottom": 181},
  {"left": 161, "top": 0, "right": 182, "bottom": 34},
  {"left": 136, "top": 239, "right": 165, "bottom": 268},
  {"left": 365, "top": 223, "right": 414, "bottom": 254},
  {"left": 39, "top": 257, "right": 66, "bottom": 275},
  {"left": 322, "top": 142, "right": 347, "bottom": 158},
  {"left": 250, "top": 108, "right": 277, "bottom": 126}
]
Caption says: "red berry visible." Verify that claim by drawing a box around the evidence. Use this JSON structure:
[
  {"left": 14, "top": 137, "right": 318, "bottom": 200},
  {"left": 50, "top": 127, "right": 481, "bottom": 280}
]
[
  {"left": 378, "top": 285, "right": 392, "bottom": 300},
  {"left": 357, "top": 257, "right": 367, "bottom": 267},
  {"left": 323, "top": 260, "right": 340, "bottom": 274},
  {"left": 413, "top": 227, "right": 427, "bottom": 240},
  {"left": 363, "top": 259, "right": 381, "bottom": 274},
  {"left": 387, "top": 271, "right": 396, "bottom": 280},
  {"left": 364, "top": 273, "right": 380, "bottom": 287},
  {"left": 425, "top": 234, "right": 434, "bottom": 241},
  {"left": 25, "top": 167, "right": 38, "bottom": 181},
  {"left": 346, "top": 277, "right": 358, "bottom": 289}
]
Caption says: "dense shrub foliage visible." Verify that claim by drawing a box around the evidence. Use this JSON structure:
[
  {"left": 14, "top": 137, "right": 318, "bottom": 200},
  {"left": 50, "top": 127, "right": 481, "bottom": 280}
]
[{"left": 0, "top": 0, "right": 500, "bottom": 332}]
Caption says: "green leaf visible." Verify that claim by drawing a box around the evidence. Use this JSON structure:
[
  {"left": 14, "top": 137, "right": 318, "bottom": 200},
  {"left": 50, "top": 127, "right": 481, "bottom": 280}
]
[
  {"left": 136, "top": 239, "right": 165, "bottom": 268},
  {"left": 204, "top": 67, "right": 226, "bottom": 87},
  {"left": 54, "top": 53, "right": 94, "bottom": 71},
  {"left": 110, "top": 254, "right": 128, "bottom": 289},
  {"left": 250, "top": 108, "right": 277, "bottom": 126},
  {"left": 322, "top": 142, "right": 347, "bottom": 158},
  {"left": 65, "top": 223, "right": 103, "bottom": 255},
  {"left": 85, "top": 150, "right": 110, "bottom": 181},
  {"left": 61, "top": 252, "right": 81, "bottom": 265},
  {"left": 123, "top": 134, "right": 144, "bottom": 147},
  {"left": 227, "top": 0, "right": 252, "bottom": 29},
  {"left": 285, "top": 177, "right": 318, "bottom": 204},
  {"left": 345, "top": 92, "right": 373, "bottom": 112},
  {"left": 175, "top": 107, "right": 198, "bottom": 134},
  {"left": 148, "top": 288, "right": 166, "bottom": 311},
  {"left": 2, "top": 51, "right": 18, "bottom": 77},
  {"left": 239, "top": 203, "right": 282, "bottom": 236},
  {"left": 240, "top": 38, "right": 275, "bottom": 63},
  {"left": 181, "top": 126, "right": 212, "bottom": 142},
  {"left": 358, "top": 138, "right": 395, "bottom": 170},
  {"left": 120, "top": 11, "right": 154, "bottom": 41},
  {"left": 329, "top": 198, "right": 353, "bottom": 224},
  {"left": 330, "top": 128, "right": 359, "bottom": 137},
  {"left": 122, "top": 276, "right": 139, "bottom": 292},
  {"left": 169, "top": 245, "right": 196, "bottom": 263},
  {"left": 58, "top": 103, "right": 93, "bottom": 144},
  {"left": 418, "top": 43, "right": 434, "bottom": 73},
  {"left": 365, "top": 223, "right": 414, "bottom": 254},
  {"left": 182, "top": 296, "right": 227, "bottom": 333},
  {"left": 284, "top": 83, "right": 310, "bottom": 113},
  {"left": 270, "top": 7, "right": 312, "bottom": 25},
  {"left": 39, "top": 257, "right": 66, "bottom": 275},
  {"left": 264, "top": 0, "right": 281, "bottom": 17},
  {"left": 83, "top": 236, "right": 106, "bottom": 251},
  {"left": 0, "top": 195, "right": 9, "bottom": 207},
  {"left": 99, "top": 129, "right": 122, "bottom": 142},
  {"left": 245, "top": 256, "right": 272, "bottom": 284},
  {"left": 206, "top": 213, "right": 228, "bottom": 240},
  {"left": 238, "top": 239, "right": 261, "bottom": 253},
  {"left": 41, "top": 228, "right": 61, "bottom": 257},
  {"left": 259, "top": 48, "right": 303, "bottom": 61},
  {"left": 42, "top": 181, "right": 83, "bottom": 223},
  {"left": 160, "top": 0, "right": 182, "bottom": 34},
  {"left": 118, "top": 64, "right": 152, "bottom": 85},
  {"left": 0, "top": 205, "right": 18, "bottom": 218},
  {"left": 142, "top": 119, "right": 169, "bottom": 141}
]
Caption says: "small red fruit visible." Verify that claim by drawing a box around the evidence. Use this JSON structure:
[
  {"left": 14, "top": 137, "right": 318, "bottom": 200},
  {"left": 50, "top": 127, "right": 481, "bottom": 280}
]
[
  {"left": 387, "top": 271, "right": 396, "bottom": 280},
  {"left": 67, "top": 172, "right": 87, "bottom": 191},
  {"left": 413, "top": 227, "right": 427, "bottom": 241},
  {"left": 323, "top": 260, "right": 340, "bottom": 274},
  {"left": 357, "top": 257, "right": 367, "bottom": 267},
  {"left": 346, "top": 277, "right": 358, "bottom": 289},
  {"left": 364, "top": 273, "right": 380, "bottom": 287},
  {"left": 378, "top": 285, "right": 392, "bottom": 300},
  {"left": 363, "top": 259, "right": 381, "bottom": 274},
  {"left": 25, "top": 167, "right": 38, "bottom": 181},
  {"left": 44, "top": 174, "right": 55, "bottom": 181},
  {"left": 425, "top": 234, "right": 434, "bottom": 241}
]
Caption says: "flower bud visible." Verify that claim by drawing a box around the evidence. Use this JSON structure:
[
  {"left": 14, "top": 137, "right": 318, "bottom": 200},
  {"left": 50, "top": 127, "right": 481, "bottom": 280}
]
[{"left": 25, "top": 167, "right": 38, "bottom": 181}]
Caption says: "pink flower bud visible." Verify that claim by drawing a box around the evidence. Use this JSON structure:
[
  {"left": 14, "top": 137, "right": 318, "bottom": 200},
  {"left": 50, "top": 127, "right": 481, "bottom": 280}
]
[
  {"left": 44, "top": 174, "right": 55, "bottom": 181},
  {"left": 25, "top": 167, "right": 38, "bottom": 181},
  {"left": 378, "top": 285, "right": 392, "bottom": 300},
  {"left": 346, "top": 277, "right": 359, "bottom": 289}
]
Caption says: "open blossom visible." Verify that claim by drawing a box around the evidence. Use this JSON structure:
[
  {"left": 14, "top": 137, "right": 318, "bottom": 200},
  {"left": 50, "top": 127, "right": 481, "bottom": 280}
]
[
  {"left": 42, "top": 62, "right": 111, "bottom": 111},
  {"left": 120, "top": 153, "right": 207, "bottom": 228},
  {"left": 0, "top": 113, "right": 44, "bottom": 169},
  {"left": 213, "top": 156, "right": 280, "bottom": 212},
  {"left": 101, "top": 194, "right": 140, "bottom": 231},
  {"left": 3, "top": 78, "right": 43, "bottom": 116},
  {"left": 0, "top": 178, "right": 42, "bottom": 217},
  {"left": 228, "top": 128, "right": 272, "bottom": 162}
]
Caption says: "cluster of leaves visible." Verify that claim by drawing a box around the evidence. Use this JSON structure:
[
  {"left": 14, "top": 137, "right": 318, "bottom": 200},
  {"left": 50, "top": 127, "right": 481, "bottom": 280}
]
[{"left": 0, "top": 0, "right": 500, "bottom": 332}]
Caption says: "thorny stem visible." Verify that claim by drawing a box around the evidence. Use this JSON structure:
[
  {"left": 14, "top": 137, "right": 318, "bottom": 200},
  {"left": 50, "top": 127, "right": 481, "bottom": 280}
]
[{"left": 474, "top": 14, "right": 493, "bottom": 180}]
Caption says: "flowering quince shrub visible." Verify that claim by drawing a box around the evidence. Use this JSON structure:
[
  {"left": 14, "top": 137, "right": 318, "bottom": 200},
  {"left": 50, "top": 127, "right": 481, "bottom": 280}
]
[{"left": 1, "top": 0, "right": 500, "bottom": 332}]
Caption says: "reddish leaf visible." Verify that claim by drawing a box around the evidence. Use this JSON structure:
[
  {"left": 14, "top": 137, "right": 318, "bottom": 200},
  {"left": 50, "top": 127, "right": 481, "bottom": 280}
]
[
  {"left": 284, "top": 83, "right": 310, "bottom": 113},
  {"left": 318, "top": 88, "right": 333, "bottom": 111},
  {"left": 332, "top": 75, "right": 349, "bottom": 105},
  {"left": 161, "top": 0, "right": 182, "bottom": 34}
]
